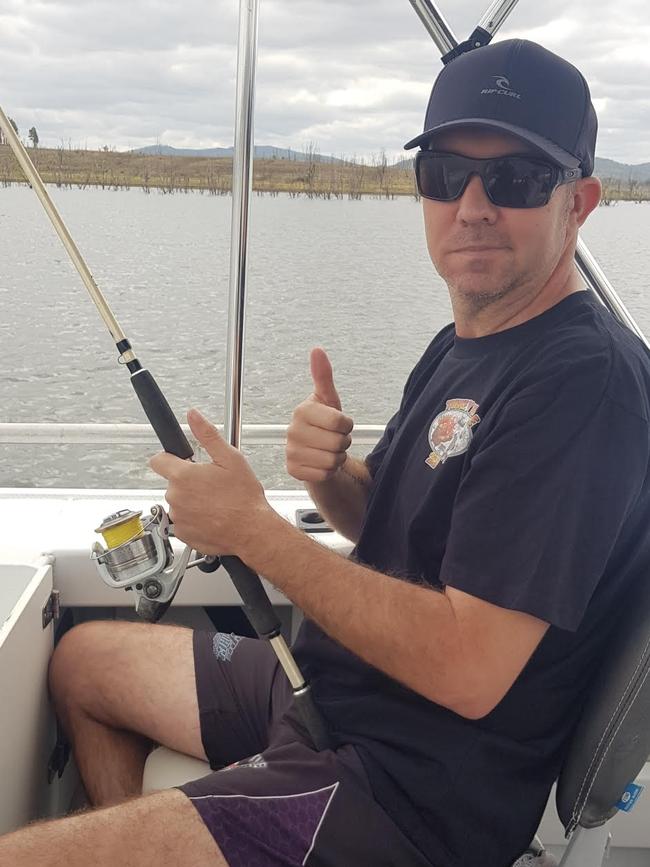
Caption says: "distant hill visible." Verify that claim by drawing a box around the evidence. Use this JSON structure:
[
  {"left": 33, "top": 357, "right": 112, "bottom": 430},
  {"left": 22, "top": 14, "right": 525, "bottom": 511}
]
[
  {"left": 393, "top": 154, "right": 650, "bottom": 182},
  {"left": 131, "top": 145, "right": 650, "bottom": 183},
  {"left": 132, "top": 146, "right": 649, "bottom": 182},
  {"left": 593, "top": 157, "right": 650, "bottom": 182},
  {"left": 131, "top": 144, "right": 343, "bottom": 163}
]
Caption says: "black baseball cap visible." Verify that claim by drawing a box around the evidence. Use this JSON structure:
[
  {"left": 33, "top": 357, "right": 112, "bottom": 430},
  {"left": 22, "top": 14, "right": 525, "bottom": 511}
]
[{"left": 404, "top": 39, "right": 598, "bottom": 177}]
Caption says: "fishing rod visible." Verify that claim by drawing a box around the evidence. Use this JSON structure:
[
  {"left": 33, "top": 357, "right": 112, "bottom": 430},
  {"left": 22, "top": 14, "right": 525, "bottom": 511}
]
[{"left": 0, "top": 114, "right": 331, "bottom": 752}]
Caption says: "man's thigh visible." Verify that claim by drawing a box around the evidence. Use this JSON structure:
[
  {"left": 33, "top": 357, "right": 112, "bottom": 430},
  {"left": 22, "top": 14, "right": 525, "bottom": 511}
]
[
  {"left": 0, "top": 789, "right": 226, "bottom": 866},
  {"left": 49, "top": 622, "right": 282, "bottom": 766}
]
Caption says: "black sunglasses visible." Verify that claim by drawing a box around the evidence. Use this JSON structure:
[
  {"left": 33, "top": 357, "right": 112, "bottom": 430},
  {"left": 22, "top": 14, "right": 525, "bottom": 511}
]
[{"left": 414, "top": 150, "right": 582, "bottom": 209}]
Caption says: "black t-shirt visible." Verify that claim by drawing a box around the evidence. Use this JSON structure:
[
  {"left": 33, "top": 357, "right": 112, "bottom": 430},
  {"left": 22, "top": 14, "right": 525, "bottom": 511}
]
[{"left": 292, "top": 292, "right": 650, "bottom": 866}]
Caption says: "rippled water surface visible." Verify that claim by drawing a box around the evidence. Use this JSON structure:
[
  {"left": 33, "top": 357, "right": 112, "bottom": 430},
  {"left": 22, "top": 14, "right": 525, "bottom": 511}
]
[{"left": 1, "top": 186, "right": 649, "bottom": 487}]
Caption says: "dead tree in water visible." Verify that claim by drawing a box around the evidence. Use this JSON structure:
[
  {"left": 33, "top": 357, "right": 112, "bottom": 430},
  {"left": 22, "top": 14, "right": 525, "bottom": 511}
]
[
  {"left": 305, "top": 141, "right": 318, "bottom": 198},
  {"left": 348, "top": 155, "right": 366, "bottom": 200}
]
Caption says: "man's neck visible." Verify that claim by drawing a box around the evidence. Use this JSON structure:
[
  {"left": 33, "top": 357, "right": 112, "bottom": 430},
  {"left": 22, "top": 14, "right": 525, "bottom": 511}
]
[{"left": 452, "top": 264, "right": 584, "bottom": 339}]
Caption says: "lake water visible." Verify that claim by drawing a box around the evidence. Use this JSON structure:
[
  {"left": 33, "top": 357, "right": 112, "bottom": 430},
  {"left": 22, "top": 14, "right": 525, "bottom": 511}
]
[{"left": 1, "top": 185, "right": 649, "bottom": 488}]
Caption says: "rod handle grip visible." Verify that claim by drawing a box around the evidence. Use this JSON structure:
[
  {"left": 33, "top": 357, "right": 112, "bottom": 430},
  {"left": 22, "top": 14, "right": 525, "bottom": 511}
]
[
  {"left": 220, "top": 554, "right": 282, "bottom": 639},
  {"left": 130, "top": 369, "right": 193, "bottom": 459}
]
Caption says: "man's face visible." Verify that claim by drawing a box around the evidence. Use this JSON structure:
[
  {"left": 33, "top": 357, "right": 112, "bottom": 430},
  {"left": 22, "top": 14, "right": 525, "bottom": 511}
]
[{"left": 421, "top": 128, "right": 576, "bottom": 312}]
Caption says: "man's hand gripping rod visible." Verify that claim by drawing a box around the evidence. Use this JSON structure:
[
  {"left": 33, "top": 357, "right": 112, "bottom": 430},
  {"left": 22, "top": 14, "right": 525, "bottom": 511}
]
[{"left": 0, "top": 106, "right": 331, "bottom": 751}]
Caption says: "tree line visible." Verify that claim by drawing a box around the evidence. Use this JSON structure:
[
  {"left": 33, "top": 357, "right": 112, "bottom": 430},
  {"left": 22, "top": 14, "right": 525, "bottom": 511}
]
[
  {"left": 0, "top": 132, "right": 648, "bottom": 202},
  {"left": 0, "top": 117, "right": 39, "bottom": 148}
]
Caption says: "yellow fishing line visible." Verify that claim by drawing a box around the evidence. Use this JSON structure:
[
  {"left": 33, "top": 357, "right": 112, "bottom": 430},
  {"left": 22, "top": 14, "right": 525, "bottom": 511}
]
[{"left": 100, "top": 514, "right": 144, "bottom": 549}]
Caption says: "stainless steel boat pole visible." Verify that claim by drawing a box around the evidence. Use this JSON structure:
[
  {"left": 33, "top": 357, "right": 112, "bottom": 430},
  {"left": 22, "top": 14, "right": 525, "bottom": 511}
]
[
  {"left": 218, "top": 0, "right": 332, "bottom": 750},
  {"left": 407, "top": 0, "right": 456, "bottom": 48},
  {"left": 409, "top": 0, "right": 522, "bottom": 58},
  {"left": 575, "top": 244, "right": 649, "bottom": 346},
  {"left": 408, "top": 0, "right": 650, "bottom": 348},
  {"left": 225, "top": 0, "right": 258, "bottom": 448}
]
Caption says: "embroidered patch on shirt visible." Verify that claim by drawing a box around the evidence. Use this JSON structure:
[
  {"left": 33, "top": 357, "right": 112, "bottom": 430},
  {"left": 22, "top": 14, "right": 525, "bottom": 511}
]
[
  {"left": 212, "top": 632, "right": 243, "bottom": 662},
  {"left": 426, "top": 399, "right": 480, "bottom": 469}
]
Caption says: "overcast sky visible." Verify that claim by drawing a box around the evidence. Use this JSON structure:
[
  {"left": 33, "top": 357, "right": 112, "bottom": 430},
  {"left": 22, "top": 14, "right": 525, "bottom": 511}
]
[{"left": 1, "top": 0, "right": 648, "bottom": 164}]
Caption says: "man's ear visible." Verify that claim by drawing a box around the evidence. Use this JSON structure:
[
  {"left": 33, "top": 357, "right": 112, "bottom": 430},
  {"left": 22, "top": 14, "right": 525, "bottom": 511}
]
[{"left": 573, "top": 175, "right": 602, "bottom": 228}]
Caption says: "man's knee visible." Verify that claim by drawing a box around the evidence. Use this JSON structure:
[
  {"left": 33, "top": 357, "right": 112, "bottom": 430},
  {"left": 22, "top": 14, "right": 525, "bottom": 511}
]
[{"left": 48, "top": 621, "right": 138, "bottom": 718}]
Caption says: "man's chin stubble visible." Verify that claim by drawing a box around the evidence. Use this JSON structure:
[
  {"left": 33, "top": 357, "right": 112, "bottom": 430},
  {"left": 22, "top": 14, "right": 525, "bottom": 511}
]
[
  {"left": 450, "top": 280, "right": 515, "bottom": 313},
  {"left": 458, "top": 288, "right": 508, "bottom": 312}
]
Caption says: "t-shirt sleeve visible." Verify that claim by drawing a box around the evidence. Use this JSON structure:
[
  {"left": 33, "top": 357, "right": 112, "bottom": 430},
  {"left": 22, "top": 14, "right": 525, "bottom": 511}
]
[
  {"left": 365, "top": 408, "right": 401, "bottom": 478},
  {"left": 440, "top": 354, "right": 649, "bottom": 631}
]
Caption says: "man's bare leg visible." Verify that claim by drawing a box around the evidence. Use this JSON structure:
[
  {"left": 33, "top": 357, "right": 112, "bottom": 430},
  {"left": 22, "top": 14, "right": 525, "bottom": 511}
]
[
  {"left": 0, "top": 789, "right": 227, "bottom": 866},
  {"left": 48, "top": 621, "right": 207, "bottom": 807}
]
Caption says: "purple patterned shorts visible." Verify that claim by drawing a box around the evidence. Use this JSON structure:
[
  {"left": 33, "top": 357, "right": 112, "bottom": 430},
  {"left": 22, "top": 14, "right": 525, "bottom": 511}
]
[{"left": 178, "top": 631, "right": 431, "bottom": 867}]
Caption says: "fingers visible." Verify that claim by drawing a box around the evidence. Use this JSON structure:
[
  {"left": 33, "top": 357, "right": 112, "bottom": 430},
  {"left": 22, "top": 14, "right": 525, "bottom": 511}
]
[
  {"left": 287, "top": 462, "right": 348, "bottom": 484},
  {"left": 310, "top": 347, "right": 342, "bottom": 411},
  {"left": 288, "top": 401, "right": 353, "bottom": 452},
  {"left": 286, "top": 442, "right": 349, "bottom": 472},
  {"left": 286, "top": 399, "right": 353, "bottom": 482},
  {"left": 286, "top": 450, "right": 348, "bottom": 482},
  {"left": 299, "top": 398, "right": 353, "bottom": 436},
  {"left": 149, "top": 451, "right": 188, "bottom": 481}
]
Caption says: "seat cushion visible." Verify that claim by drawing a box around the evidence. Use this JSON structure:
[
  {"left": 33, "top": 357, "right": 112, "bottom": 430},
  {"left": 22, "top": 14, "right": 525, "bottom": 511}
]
[{"left": 142, "top": 746, "right": 212, "bottom": 793}]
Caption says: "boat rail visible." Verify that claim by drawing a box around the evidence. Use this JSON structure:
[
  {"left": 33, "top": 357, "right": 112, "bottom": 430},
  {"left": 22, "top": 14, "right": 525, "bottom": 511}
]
[{"left": 0, "top": 423, "right": 384, "bottom": 448}]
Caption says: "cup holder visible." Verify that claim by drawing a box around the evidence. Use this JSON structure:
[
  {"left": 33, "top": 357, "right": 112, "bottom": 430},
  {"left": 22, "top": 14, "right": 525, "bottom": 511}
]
[{"left": 295, "top": 509, "right": 332, "bottom": 532}]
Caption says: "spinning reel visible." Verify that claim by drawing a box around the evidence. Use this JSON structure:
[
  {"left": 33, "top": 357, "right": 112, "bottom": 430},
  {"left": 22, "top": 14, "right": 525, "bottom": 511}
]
[{"left": 91, "top": 507, "right": 220, "bottom": 622}]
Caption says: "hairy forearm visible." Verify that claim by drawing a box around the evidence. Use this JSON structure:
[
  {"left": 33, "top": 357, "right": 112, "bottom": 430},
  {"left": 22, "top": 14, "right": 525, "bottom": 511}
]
[
  {"left": 305, "top": 456, "right": 371, "bottom": 543},
  {"left": 241, "top": 509, "right": 468, "bottom": 712}
]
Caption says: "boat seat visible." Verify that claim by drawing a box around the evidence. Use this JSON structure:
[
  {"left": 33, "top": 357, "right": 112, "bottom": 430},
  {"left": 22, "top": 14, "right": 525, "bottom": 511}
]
[
  {"left": 143, "top": 572, "right": 650, "bottom": 866},
  {"left": 142, "top": 746, "right": 212, "bottom": 792},
  {"left": 548, "top": 568, "right": 650, "bottom": 865}
]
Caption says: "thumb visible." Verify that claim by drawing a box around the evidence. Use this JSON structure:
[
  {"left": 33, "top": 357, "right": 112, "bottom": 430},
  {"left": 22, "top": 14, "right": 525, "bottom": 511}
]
[
  {"left": 187, "top": 408, "right": 227, "bottom": 463},
  {"left": 310, "top": 347, "right": 342, "bottom": 410}
]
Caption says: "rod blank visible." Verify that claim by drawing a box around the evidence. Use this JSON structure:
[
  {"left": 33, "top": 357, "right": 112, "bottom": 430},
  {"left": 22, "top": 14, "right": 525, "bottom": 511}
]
[{"left": 0, "top": 106, "right": 131, "bottom": 354}]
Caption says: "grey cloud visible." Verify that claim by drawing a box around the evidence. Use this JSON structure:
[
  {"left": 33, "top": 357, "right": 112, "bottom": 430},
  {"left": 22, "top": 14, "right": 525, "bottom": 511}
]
[{"left": 0, "top": 0, "right": 648, "bottom": 163}]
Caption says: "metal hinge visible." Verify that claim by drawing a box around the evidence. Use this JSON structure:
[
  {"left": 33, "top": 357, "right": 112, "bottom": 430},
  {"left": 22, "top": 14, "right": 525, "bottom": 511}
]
[{"left": 42, "top": 590, "right": 60, "bottom": 629}]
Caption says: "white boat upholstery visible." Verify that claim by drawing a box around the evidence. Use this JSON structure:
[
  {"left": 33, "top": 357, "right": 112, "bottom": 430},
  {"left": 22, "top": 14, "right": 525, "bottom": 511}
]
[{"left": 142, "top": 746, "right": 212, "bottom": 793}]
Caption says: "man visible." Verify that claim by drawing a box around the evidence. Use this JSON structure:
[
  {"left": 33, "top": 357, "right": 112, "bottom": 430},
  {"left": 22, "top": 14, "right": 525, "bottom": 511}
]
[{"left": 2, "top": 38, "right": 649, "bottom": 867}]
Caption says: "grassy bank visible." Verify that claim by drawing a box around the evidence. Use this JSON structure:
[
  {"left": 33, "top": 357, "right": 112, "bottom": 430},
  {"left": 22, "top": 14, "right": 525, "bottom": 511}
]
[
  {"left": 0, "top": 145, "right": 415, "bottom": 199},
  {"left": 0, "top": 145, "right": 648, "bottom": 202}
]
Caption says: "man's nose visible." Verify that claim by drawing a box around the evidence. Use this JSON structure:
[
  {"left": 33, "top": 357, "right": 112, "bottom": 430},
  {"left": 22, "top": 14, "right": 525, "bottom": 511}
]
[{"left": 455, "top": 173, "right": 498, "bottom": 223}]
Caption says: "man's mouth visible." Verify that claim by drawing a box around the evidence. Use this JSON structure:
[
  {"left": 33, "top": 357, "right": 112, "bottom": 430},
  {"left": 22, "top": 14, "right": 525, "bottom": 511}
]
[{"left": 452, "top": 246, "right": 506, "bottom": 253}]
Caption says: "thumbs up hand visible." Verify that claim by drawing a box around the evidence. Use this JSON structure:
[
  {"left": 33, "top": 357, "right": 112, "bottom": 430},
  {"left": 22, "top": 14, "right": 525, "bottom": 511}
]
[{"left": 286, "top": 348, "right": 354, "bottom": 483}]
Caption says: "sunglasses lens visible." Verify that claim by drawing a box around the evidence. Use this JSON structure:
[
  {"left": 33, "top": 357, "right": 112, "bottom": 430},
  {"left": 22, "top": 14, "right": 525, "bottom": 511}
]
[
  {"left": 416, "top": 153, "right": 467, "bottom": 200},
  {"left": 486, "top": 158, "right": 555, "bottom": 207},
  {"left": 416, "top": 153, "right": 557, "bottom": 208}
]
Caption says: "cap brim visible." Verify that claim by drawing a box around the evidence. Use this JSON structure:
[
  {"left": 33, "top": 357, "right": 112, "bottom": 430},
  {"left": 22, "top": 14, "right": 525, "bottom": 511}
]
[{"left": 403, "top": 119, "right": 580, "bottom": 170}]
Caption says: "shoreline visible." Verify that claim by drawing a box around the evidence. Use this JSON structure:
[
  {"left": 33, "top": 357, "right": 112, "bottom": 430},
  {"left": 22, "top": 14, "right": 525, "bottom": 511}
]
[{"left": 1, "top": 145, "right": 648, "bottom": 202}]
